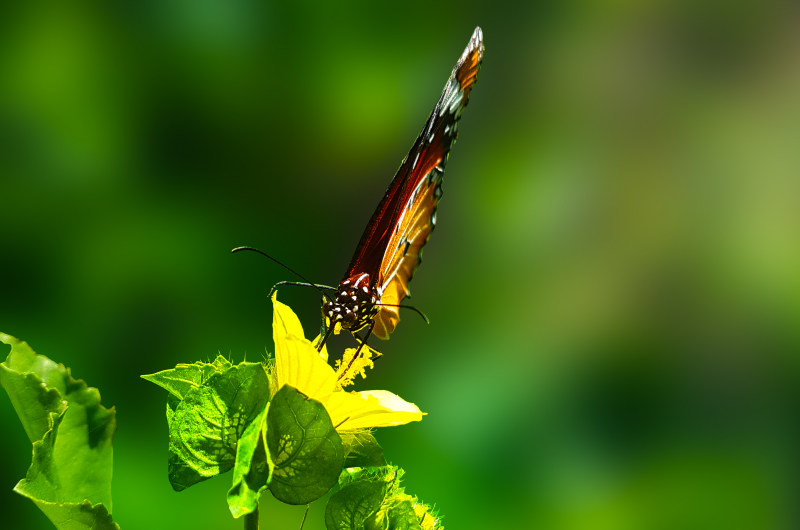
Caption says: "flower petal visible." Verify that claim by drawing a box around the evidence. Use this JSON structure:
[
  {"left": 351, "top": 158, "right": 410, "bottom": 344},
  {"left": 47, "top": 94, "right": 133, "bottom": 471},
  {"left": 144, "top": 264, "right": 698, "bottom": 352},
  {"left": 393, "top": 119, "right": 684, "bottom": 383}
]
[
  {"left": 272, "top": 294, "right": 337, "bottom": 403},
  {"left": 326, "top": 390, "right": 425, "bottom": 431},
  {"left": 271, "top": 294, "right": 424, "bottom": 433},
  {"left": 271, "top": 292, "right": 305, "bottom": 340},
  {"left": 276, "top": 335, "right": 337, "bottom": 404}
]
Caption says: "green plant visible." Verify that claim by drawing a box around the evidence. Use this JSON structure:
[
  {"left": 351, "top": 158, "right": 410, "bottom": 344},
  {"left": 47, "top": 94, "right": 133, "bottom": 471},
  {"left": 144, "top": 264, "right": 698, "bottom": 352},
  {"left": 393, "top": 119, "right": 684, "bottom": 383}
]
[{"left": 1, "top": 295, "right": 443, "bottom": 529}]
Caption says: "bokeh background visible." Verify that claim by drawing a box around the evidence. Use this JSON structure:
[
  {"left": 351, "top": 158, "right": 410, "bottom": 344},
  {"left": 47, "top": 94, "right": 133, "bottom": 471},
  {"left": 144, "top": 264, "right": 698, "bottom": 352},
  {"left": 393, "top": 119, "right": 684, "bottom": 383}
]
[{"left": 2, "top": 1, "right": 800, "bottom": 529}]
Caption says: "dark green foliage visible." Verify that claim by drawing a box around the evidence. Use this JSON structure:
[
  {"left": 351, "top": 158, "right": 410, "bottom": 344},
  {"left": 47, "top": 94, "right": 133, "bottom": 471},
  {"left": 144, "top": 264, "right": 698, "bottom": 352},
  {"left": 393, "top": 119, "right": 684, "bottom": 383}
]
[
  {"left": 143, "top": 357, "right": 270, "bottom": 491},
  {"left": 326, "top": 466, "right": 442, "bottom": 530},
  {"left": 325, "top": 474, "right": 390, "bottom": 530},
  {"left": 144, "top": 363, "right": 351, "bottom": 516}
]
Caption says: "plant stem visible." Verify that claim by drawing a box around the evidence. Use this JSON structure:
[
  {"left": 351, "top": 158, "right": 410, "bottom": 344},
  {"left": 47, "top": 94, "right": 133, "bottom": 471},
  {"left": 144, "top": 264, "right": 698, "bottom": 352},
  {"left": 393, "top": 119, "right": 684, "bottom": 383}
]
[
  {"left": 300, "top": 505, "right": 309, "bottom": 530},
  {"left": 244, "top": 506, "right": 259, "bottom": 530}
]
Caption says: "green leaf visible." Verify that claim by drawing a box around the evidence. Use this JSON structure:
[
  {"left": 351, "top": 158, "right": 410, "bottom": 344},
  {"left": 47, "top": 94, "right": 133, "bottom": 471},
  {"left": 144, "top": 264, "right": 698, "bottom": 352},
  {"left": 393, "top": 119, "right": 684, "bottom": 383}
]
[
  {"left": 227, "top": 401, "right": 272, "bottom": 518},
  {"left": 0, "top": 333, "right": 120, "bottom": 530},
  {"left": 326, "top": 466, "right": 443, "bottom": 530},
  {"left": 0, "top": 333, "right": 68, "bottom": 442},
  {"left": 325, "top": 476, "right": 389, "bottom": 530},
  {"left": 267, "top": 385, "right": 344, "bottom": 505},
  {"left": 26, "top": 499, "right": 119, "bottom": 530},
  {"left": 383, "top": 500, "right": 425, "bottom": 530},
  {"left": 341, "top": 432, "right": 386, "bottom": 469},
  {"left": 166, "top": 361, "right": 270, "bottom": 491},
  {"left": 141, "top": 355, "right": 232, "bottom": 400}
]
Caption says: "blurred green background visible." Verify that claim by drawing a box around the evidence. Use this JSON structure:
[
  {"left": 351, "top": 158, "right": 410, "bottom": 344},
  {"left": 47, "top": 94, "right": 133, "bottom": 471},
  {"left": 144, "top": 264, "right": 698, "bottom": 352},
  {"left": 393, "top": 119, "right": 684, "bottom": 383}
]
[{"left": 2, "top": 1, "right": 800, "bottom": 529}]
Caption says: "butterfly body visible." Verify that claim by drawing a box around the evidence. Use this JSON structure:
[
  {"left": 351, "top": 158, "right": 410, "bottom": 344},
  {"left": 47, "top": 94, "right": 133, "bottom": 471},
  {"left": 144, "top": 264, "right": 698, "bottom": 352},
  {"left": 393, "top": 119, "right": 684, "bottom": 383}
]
[
  {"left": 321, "top": 27, "right": 484, "bottom": 345},
  {"left": 323, "top": 273, "right": 379, "bottom": 333}
]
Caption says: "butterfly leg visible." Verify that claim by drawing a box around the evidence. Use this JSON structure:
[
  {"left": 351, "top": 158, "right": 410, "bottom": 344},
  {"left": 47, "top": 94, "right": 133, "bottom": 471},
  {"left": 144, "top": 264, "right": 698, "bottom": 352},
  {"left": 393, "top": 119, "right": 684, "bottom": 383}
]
[
  {"left": 353, "top": 323, "right": 381, "bottom": 360},
  {"left": 316, "top": 322, "right": 335, "bottom": 352}
]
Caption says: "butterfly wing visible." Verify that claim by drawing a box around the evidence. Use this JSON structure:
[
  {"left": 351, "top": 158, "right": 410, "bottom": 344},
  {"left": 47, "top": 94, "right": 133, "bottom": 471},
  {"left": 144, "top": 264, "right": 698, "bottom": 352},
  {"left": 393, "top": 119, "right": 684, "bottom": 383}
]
[
  {"left": 371, "top": 163, "right": 444, "bottom": 339},
  {"left": 357, "top": 27, "right": 484, "bottom": 339}
]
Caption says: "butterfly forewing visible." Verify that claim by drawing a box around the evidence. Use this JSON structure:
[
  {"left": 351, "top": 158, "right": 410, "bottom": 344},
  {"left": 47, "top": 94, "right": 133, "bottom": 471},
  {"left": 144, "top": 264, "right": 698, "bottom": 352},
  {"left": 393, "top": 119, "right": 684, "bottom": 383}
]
[
  {"left": 343, "top": 28, "right": 484, "bottom": 339},
  {"left": 345, "top": 28, "right": 484, "bottom": 282},
  {"left": 325, "top": 27, "right": 484, "bottom": 342},
  {"left": 372, "top": 163, "right": 445, "bottom": 338},
  {"left": 371, "top": 29, "right": 484, "bottom": 338}
]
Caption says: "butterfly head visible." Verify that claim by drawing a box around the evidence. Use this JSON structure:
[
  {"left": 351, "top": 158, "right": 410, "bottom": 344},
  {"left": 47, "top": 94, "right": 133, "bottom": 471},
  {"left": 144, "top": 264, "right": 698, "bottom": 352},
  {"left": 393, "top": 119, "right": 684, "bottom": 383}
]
[{"left": 323, "top": 273, "right": 379, "bottom": 333}]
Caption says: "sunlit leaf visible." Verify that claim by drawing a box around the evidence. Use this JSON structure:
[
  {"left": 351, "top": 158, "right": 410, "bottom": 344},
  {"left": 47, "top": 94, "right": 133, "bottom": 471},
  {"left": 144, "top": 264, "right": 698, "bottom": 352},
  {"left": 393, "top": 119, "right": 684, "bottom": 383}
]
[
  {"left": 30, "top": 499, "right": 119, "bottom": 530},
  {"left": 0, "top": 333, "right": 68, "bottom": 442},
  {"left": 267, "top": 385, "right": 344, "bottom": 505},
  {"left": 164, "top": 361, "right": 270, "bottom": 491},
  {"left": 384, "top": 500, "right": 425, "bottom": 530},
  {"left": 227, "top": 401, "right": 271, "bottom": 518},
  {"left": 341, "top": 431, "right": 386, "bottom": 469},
  {"left": 141, "top": 355, "right": 231, "bottom": 400},
  {"left": 326, "top": 466, "right": 442, "bottom": 530},
  {"left": 0, "top": 333, "right": 120, "bottom": 530},
  {"left": 325, "top": 473, "right": 388, "bottom": 530}
]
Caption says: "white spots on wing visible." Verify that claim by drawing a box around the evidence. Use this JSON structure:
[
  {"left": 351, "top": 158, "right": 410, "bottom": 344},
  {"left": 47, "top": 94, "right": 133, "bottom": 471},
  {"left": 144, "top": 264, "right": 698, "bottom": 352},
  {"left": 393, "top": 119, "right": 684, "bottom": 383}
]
[
  {"left": 391, "top": 200, "right": 409, "bottom": 244},
  {"left": 438, "top": 78, "right": 462, "bottom": 118},
  {"left": 412, "top": 152, "right": 420, "bottom": 170},
  {"left": 449, "top": 90, "right": 464, "bottom": 115},
  {"left": 454, "top": 101, "right": 466, "bottom": 119}
]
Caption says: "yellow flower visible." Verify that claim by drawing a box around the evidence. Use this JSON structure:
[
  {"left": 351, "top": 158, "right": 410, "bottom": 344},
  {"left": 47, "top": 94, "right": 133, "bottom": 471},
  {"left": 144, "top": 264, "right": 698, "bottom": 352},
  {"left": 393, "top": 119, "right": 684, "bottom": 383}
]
[{"left": 271, "top": 293, "right": 424, "bottom": 431}]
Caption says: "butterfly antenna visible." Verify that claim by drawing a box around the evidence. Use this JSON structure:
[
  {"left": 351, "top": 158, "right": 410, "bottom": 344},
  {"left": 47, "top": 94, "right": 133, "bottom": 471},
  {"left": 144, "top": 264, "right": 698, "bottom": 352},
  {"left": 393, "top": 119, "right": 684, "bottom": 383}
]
[
  {"left": 374, "top": 302, "right": 430, "bottom": 325},
  {"left": 267, "top": 280, "right": 336, "bottom": 298},
  {"left": 232, "top": 246, "right": 333, "bottom": 300}
]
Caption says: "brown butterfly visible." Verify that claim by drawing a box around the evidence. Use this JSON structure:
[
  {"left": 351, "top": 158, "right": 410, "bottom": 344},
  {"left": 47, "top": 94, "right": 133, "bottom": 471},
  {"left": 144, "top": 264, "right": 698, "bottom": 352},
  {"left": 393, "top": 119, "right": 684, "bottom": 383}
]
[
  {"left": 236, "top": 27, "right": 484, "bottom": 358},
  {"left": 320, "top": 27, "right": 484, "bottom": 347}
]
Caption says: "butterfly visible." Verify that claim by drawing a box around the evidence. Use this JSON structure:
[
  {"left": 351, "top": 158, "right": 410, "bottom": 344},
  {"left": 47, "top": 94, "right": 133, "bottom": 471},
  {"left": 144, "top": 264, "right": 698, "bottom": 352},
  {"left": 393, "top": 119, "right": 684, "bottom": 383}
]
[
  {"left": 319, "top": 27, "right": 484, "bottom": 350},
  {"left": 236, "top": 27, "right": 483, "bottom": 357}
]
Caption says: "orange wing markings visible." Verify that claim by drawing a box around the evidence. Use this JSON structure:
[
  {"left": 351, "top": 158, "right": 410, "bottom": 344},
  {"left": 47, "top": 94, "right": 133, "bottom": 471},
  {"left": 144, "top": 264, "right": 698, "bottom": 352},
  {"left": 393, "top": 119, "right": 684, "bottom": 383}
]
[
  {"left": 371, "top": 28, "right": 484, "bottom": 340},
  {"left": 327, "top": 28, "right": 483, "bottom": 343},
  {"left": 373, "top": 164, "right": 444, "bottom": 339},
  {"left": 343, "top": 28, "right": 483, "bottom": 283},
  {"left": 456, "top": 41, "right": 482, "bottom": 94}
]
